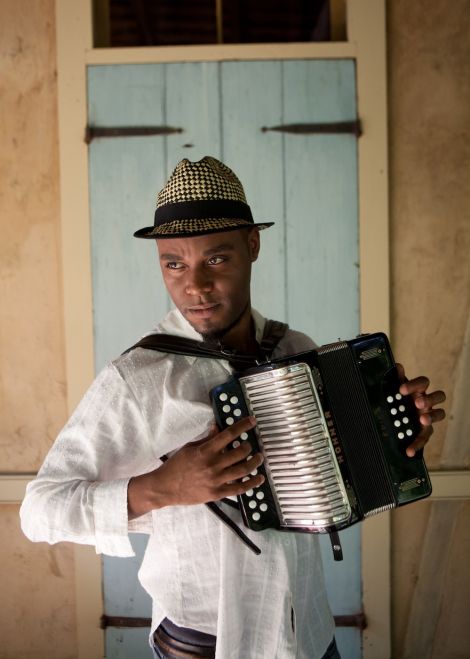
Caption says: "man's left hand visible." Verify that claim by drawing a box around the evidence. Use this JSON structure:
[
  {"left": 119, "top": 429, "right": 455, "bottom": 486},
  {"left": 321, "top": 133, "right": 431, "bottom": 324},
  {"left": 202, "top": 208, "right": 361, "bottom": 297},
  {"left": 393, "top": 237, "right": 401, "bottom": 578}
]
[{"left": 396, "top": 363, "right": 446, "bottom": 457}]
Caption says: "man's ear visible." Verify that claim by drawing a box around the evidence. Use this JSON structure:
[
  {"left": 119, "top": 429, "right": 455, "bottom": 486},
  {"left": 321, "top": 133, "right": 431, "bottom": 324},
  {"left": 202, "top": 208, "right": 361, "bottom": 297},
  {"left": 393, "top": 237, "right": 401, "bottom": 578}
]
[{"left": 247, "top": 229, "right": 261, "bottom": 262}]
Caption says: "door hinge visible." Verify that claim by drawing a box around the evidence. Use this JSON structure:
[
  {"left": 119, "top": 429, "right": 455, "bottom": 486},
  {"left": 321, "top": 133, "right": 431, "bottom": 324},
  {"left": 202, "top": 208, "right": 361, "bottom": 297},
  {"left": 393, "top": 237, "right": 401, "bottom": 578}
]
[
  {"left": 85, "top": 125, "right": 184, "bottom": 144},
  {"left": 261, "top": 121, "right": 362, "bottom": 136},
  {"left": 100, "top": 615, "right": 151, "bottom": 629}
]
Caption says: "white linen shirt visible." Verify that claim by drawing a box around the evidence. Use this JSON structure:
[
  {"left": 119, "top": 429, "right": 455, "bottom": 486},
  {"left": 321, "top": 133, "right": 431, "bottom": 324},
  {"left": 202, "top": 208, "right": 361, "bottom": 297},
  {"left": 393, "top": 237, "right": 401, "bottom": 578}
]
[{"left": 20, "top": 308, "right": 335, "bottom": 659}]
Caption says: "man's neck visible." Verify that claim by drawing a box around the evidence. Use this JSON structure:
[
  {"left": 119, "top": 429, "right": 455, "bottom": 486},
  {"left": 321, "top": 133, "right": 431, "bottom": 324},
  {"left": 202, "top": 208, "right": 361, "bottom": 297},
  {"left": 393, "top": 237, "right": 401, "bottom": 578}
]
[
  {"left": 223, "top": 317, "right": 258, "bottom": 354},
  {"left": 205, "top": 306, "right": 258, "bottom": 354}
]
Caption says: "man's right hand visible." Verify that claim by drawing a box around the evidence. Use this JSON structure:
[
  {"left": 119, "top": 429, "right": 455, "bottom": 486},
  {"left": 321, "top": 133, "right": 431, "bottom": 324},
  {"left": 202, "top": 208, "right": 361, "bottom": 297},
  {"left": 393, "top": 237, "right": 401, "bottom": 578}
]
[{"left": 127, "top": 416, "right": 265, "bottom": 519}]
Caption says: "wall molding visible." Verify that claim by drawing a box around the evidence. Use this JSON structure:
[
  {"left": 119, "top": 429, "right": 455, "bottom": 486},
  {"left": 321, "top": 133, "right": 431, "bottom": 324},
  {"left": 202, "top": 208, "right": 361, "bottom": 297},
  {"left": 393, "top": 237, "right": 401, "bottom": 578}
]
[{"left": 5, "top": 471, "right": 468, "bottom": 504}]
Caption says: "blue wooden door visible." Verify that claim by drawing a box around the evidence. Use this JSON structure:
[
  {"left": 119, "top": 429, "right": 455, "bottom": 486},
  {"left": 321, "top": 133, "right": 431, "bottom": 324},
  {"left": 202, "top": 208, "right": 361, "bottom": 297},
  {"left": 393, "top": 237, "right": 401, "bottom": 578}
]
[{"left": 88, "top": 59, "right": 360, "bottom": 658}]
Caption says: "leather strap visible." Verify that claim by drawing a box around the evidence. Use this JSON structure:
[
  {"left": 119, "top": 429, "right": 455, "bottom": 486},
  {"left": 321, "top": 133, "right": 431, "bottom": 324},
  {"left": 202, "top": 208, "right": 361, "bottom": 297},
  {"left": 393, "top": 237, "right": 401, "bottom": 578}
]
[{"left": 123, "top": 319, "right": 288, "bottom": 371}]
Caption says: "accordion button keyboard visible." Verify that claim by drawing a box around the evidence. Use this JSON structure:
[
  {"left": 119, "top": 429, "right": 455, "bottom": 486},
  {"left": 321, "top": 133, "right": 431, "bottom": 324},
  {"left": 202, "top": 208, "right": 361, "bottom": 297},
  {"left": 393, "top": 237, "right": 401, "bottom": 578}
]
[{"left": 383, "top": 366, "right": 422, "bottom": 451}]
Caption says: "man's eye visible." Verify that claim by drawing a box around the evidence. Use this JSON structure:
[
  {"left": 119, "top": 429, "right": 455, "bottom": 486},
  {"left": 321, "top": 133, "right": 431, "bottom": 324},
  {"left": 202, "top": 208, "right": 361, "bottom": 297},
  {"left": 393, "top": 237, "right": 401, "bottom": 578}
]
[
  {"left": 207, "top": 256, "right": 225, "bottom": 265},
  {"left": 166, "top": 262, "right": 184, "bottom": 270}
]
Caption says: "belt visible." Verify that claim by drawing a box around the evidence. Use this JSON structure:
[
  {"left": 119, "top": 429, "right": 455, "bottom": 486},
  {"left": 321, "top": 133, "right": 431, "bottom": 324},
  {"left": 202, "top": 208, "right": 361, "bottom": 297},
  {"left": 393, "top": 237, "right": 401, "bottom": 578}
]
[{"left": 153, "top": 618, "right": 216, "bottom": 658}]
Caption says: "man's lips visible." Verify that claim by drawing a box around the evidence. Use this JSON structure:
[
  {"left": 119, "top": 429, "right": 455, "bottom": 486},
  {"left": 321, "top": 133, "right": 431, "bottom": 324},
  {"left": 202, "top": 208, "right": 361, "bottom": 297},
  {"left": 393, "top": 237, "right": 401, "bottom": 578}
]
[{"left": 187, "top": 303, "right": 221, "bottom": 318}]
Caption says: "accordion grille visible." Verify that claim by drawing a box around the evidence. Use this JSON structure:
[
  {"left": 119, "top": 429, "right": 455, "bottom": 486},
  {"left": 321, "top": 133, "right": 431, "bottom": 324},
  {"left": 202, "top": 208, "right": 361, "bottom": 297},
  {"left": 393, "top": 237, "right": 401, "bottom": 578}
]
[{"left": 240, "top": 363, "right": 351, "bottom": 530}]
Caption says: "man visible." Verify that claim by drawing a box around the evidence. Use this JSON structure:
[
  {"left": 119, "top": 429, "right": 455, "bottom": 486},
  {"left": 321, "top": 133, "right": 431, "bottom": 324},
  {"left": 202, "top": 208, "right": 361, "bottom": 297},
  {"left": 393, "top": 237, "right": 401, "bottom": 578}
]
[{"left": 21, "top": 157, "right": 446, "bottom": 659}]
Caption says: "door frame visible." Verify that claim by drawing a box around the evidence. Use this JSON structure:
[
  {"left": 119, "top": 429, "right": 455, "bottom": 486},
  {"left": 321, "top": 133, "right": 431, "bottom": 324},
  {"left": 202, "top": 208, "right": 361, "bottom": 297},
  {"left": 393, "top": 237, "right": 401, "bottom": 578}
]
[{"left": 55, "top": 1, "right": 390, "bottom": 656}]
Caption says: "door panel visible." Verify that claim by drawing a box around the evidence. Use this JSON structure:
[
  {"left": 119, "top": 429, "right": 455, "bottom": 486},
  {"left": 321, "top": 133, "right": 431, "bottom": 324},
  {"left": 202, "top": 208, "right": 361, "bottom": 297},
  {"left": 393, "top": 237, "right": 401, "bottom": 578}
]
[
  {"left": 88, "top": 58, "right": 360, "bottom": 658},
  {"left": 221, "top": 60, "right": 286, "bottom": 321}
]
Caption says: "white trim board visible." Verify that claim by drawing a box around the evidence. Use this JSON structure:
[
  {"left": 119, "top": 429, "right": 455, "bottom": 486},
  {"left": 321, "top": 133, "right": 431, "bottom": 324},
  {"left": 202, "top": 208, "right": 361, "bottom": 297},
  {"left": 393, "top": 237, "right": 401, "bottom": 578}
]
[
  {"left": 86, "top": 42, "right": 357, "bottom": 64},
  {"left": 4, "top": 471, "right": 469, "bottom": 504}
]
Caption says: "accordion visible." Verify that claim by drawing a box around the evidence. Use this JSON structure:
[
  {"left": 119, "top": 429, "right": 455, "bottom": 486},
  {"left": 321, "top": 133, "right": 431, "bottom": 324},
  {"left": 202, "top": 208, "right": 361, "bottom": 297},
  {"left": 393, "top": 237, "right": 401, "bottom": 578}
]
[{"left": 210, "top": 332, "right": 431, "bottom": 554}]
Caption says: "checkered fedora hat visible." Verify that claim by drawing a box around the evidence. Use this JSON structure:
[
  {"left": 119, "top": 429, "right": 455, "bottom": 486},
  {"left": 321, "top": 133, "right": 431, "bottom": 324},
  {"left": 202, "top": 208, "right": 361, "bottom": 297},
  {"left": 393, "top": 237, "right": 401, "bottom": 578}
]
[{"left": 134, "top": 156, "right": 274, "bottom": 239}]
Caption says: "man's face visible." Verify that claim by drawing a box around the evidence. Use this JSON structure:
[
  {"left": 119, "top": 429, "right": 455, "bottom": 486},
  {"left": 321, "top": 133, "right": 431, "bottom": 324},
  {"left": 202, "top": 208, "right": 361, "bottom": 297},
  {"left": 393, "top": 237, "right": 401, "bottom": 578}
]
[{"left": 157, "top": 229, "right": 260, "bottom": 339}]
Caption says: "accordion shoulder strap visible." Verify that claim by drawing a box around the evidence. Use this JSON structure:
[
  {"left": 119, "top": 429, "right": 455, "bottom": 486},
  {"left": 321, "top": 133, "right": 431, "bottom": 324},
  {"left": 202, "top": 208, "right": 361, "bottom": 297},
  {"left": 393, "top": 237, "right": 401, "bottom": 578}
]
[
  {"left": 123, "top": 319, "right": 288, "bottom": 369},
  {"left": 257, "top": 319, "right": 289, "bottom": 359}
]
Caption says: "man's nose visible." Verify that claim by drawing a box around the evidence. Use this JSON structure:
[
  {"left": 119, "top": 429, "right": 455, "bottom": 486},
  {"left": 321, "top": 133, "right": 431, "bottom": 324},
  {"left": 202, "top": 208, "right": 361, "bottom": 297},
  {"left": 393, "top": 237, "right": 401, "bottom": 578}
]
[{"left": 185, "top": 268, "right": 213, "bottom": 295}]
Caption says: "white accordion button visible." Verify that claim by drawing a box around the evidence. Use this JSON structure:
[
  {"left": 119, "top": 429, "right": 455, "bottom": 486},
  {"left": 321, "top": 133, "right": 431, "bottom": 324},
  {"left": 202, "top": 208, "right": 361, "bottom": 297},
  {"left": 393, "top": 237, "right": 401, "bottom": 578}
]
[
  {"left": 232, "top": 440, "right": 240, "bottom": 448},
  {"left": 222, "top": 404, "right": 231, "bottom": 413},
  {"left": 387, "top": 395, "right": 394, "bottom": 403},
  {"left": 240, "top": 432, "right": 248, "bottom": 440},
  {"left": 399, "top": 405, "right": 406, "bottom": 412},
  {"left": 260, "top": 503, "right": 268, "bottom": 512},
  {"left": 395, "top": 393, "right": 402, "bottom": 400},
  {"left": 219, "top": 393, "right": 228, "bottom": 401},
  {"left": 230, "top": 396, "right": 239, "bottom": 404},
  {"left": 403, "top": 417, "right": 409, "bottom": 424},
  {"left": 256, "top": 491, "right": 265, "bottom": 500},
  {"left": 233, "top": 408, "right": 242, "bottom": 417},
  {"left": 394, "top": 420, "right": 401, "bottom": 427},
  {"left": 249, "top": 500, "right": 257, "bottom": 509},
  {"left": 246, "top": 489, "right": 254, "bottom": 497},
  {"left": 226, "top": 417, "right": 234, "bottom": 425},
  {"left": 406, "top": 429, "right": 413, "bottom": 437},
  {"left": 252, "top": 512, "right": 261, "bottom": 521},
  {"left": 391, "top": 408, "right": 397, "bottom": 415},
  {"left": 398, "top": 432, "right": 405, "bottom": 439}
]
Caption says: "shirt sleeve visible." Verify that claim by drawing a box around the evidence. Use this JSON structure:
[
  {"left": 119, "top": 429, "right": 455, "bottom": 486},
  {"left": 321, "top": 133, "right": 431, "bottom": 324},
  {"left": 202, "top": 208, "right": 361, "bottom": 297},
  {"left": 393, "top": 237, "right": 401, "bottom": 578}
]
[{"left": 20, "top": 363, "right": 159, "bottom": 557}]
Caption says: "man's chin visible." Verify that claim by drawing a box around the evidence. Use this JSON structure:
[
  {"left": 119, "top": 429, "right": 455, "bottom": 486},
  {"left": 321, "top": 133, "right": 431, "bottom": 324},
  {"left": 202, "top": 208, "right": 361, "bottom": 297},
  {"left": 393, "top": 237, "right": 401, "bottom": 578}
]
[
  {"left": 183, "top": 300, "right": 250, "bottom": 342},
  {"left": 184, "top": 313, "right": 222, "bottom": 339},
  {"left": 184, "top": 313, "right": 232, "bottom": 342}
]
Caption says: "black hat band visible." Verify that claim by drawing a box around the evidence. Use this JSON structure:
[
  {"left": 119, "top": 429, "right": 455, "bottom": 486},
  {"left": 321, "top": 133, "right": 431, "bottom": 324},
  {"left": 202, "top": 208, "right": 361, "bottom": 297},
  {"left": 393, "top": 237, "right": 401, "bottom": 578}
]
[{"left": 154, "top": 199, "right": 254, "bottom": 227}]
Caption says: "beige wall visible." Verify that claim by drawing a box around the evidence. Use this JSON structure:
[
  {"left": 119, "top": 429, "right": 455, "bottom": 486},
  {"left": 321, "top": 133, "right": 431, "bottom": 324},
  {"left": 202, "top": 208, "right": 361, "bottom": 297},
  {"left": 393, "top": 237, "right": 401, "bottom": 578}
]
[
  {"left": 0, "top": 0, "right": 77, "bottom": 656},
  {"left": 1, "top": 0, "right": 469, "bottom": 657},
  {"left": 388, "top": 0, "right": 470, "bottom": 656}
]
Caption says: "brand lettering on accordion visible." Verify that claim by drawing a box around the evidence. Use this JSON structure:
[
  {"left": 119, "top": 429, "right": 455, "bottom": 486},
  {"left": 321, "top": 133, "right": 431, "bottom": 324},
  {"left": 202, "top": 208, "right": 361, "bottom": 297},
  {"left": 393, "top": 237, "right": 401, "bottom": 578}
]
[
  {"left": 210, "top": 332, "right": 432, "bottom": 557},
  {"left": 325, "top": 411, "right": 344, "bottom": 464}
]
